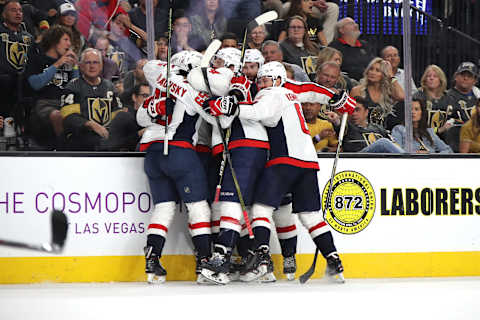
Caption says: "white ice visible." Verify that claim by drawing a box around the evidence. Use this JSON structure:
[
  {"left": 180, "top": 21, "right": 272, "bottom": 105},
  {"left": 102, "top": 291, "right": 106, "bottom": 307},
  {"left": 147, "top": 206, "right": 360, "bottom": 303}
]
[{"left": 1, "top": 277, "right": 479, "bottom": 320}]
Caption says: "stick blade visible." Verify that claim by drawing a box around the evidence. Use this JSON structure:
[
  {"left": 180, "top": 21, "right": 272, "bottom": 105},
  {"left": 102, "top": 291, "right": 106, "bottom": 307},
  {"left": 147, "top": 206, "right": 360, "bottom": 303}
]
[
  {"left": 51, "top": 210, "right": 68, "bottom": 250},
  {"left": 248, "top": 11, "right": 278, "bottom": 30},
  {"left": 201, "top": 39, "right": 221, "bottom": 68},
  {"left": 299, "top": 249, "right": 319, "bottom": 284}
]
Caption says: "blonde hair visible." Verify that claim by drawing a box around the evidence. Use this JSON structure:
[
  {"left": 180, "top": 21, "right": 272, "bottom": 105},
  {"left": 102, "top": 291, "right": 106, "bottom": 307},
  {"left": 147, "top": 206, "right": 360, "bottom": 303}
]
[
  {"left": 316, "top": 47, "right": 347, "bottom": 89},
  {"left": 420, "top": 64, "right": 447, "bottom": 96},
  {"left": 358, "top": 57, "right": 395, "bottom": 114}
]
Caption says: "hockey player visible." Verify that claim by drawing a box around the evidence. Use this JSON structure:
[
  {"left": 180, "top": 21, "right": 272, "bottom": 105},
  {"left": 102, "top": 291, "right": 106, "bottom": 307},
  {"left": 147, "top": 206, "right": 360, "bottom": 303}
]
[
  {"left": 206, "top": 61, "right": 355, "bottom": 283},
  {"left": 138, "top": 50, "right": 234, "bottom": 283}
]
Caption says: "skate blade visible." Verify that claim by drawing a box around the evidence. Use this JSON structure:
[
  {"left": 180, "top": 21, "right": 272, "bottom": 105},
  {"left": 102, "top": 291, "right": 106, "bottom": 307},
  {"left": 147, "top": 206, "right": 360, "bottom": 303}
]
[
  {"left": 200, "top": 268, "right": 230, "bottom": 285},
  {"left": 228, "top": 271, "right": 241, "bottom": 282},
  {"left": 257, "top": 272, "right": 276, "bottom": 283},
  {"left": 239, "top": 265, "right": 268, "bottom": 282},
  {"left": 147, "top": 273, "right": 166, "bottom": 284},
  {"left": 325, "top": 272, "right": 345, "bottom": 284},
  {"left": 196, "top": 273, "right": 217, "bottom": 285},
  {"left": 285, "top": 273, "right": 295, "bottom": 281}
]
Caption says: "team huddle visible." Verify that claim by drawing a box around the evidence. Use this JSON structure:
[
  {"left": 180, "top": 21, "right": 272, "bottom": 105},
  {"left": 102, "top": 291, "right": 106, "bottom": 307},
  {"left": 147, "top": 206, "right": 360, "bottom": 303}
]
[{"left": 137, "top": 42, "right": 356, "bottom": 285}]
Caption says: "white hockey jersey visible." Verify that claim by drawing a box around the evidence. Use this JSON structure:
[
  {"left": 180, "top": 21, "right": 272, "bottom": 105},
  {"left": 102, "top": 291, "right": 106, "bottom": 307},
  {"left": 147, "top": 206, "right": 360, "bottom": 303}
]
[
  {"left": 238, "top": 86, "right": 320, "bottom": 169},
  {"left": 137, "top": 60, "right": 231, "bottom": 151}
]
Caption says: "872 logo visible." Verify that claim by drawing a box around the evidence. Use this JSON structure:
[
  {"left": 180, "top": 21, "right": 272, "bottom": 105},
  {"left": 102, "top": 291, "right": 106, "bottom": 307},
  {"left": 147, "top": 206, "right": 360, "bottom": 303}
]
[{"left": 322, "top": 171, "right": 376, "bottom": 234}]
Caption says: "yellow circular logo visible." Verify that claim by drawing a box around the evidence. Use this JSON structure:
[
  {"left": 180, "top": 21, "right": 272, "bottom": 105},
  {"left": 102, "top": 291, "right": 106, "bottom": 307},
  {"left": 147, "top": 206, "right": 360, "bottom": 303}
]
[{"left": 322, "top": 171, "right": 375, "bottom": 234}]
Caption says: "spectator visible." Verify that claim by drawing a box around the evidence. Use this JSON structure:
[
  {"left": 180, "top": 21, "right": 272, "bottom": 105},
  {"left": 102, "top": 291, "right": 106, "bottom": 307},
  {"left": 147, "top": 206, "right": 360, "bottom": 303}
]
[
  {"left": 55, "top": 3, "right": 85, "bottom": 56},
  {"left": 121, "top": 58, "right": 148, "bottom": 106},
  {"left": 128, "top": 0, "right": 167, "bottom": 40},
  {"left": 314, "top": 61, "right": 341, "bottom": 119},
  {"left": 189, "top": 0, "right": 227, "bottom": 45},
  {"left": 392, "top": 96, "right": 452, "bottom": 154},
  {"left": 316, "top": 46, "right": 356, "bottom": 91},
  {"left": 109, "top": 82, "right": 150, "bottom": 151},
  {"left": 278, "top": 0, "right": 327, "bottom": 46},
  {"left": 279, "top": 15, "right": 319, "bottom": 80},
  {"left": 156, "top": 36, "right": 168, "bottom": 60},
  {"left": 301, "top": 100, "right": 337, "bottom": 152},
  {"left": 170, "top": 10, "right": 206, "bottom": 54},
  {"left": 459, "top": 98, "right": 480, "bottom": 153},
  {"left": 380, "top": 45, "right": 417, "bottom": 95},
  {"left": 0, "top": 0, "right": 33, "bottom": 118},
  {"left": 106, "top": 12, "right": 146, "bottom": 74},
  {"left": 75, "top": 0, "right": 128, "bottom": 43},
  {"left": 24, "top": 25, "right": 79, "bottom": 149},
  {"left": 329, "top": 17, "right": 375, "bottom": 81},
  {"left": 350, "top": 57, "right": 405, "bottom": 128},
  {"left": 220, "top": 32, "right": 238, "bottom": 49},
  {"left": 95, "top": 36, "right": 121, "bottom": 81},
  {"left": 414, "top": 64, "right": 453, "bottom": 136},
  {"left": 60, "top": 48, "right": 127, "bottom": 151},
  {"left": 19, "top": 3, "right": 49, "bottom": 41},
  {"left": 247, "top": 25, "right": 267, "bottom": 50},
  {"left": 221, "top": 0, "right": 261, "bottom": 22},
  {"left": 444, "top": 62, "right": 479, "bottom": 152},
  {"left": 261, "top": 40, "right": 309, "bottom": 82},
  {"left": 326, "top": 96, "right": 404, "bottom": 153},
  {"left": 27, "top": 0, "right": 58, "bottom": 25}
]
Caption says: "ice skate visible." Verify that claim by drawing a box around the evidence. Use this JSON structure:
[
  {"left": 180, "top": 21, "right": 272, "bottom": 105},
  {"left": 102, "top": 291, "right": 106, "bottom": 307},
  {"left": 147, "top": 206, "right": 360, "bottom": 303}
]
[
  {"left": 239, "top": 245, "right": 271, "bottom": 282},
  {"left": 196, "top": 257, "right": 213, "bottom": 284},
  {"left": 144, "top": 246, "right": 166, "bottom": 284},
  {"left": 325, "top": 252, "right": 345, "bottom": 283},
  {"left": 228, "top": 255, "right": 244, "bottom": 282},
  {"left": 257, "top": 257, "right": 276, "bottom": 283},
  {"left": 200, "top": 251, "right": 231, "bottom": 285},
  {"left": 283, "top": 255, "right": 296, "bottom": 281}
]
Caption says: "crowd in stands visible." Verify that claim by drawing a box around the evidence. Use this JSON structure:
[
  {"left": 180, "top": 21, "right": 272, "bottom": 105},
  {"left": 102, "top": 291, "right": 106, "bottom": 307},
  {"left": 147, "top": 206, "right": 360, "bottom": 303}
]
[{"left": 0, "top": 0, "right": 478, "bottom": 154}]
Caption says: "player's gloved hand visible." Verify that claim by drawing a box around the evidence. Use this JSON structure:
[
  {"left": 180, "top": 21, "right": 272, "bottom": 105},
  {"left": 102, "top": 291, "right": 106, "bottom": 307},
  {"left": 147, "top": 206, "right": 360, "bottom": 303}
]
[
  {"left": 204, "top": 95, "right": 239, "bottom": 117},
  {"left": 329, "top": 90, "right": 356, "bottom": 115},
  {"left": 229, "top": 75, "right": 251, "bottom": 102},
  {"left": 145, "top": 96, "right": 168, "bottom": 119}
]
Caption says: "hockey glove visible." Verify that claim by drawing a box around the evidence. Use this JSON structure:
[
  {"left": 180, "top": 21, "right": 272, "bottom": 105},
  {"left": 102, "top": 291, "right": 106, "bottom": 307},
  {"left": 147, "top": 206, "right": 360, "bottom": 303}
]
[
  {"left": 229, "top": 75, "right": 252, "bottom": 102},
  {"left": 204, "top": 95, "right": 239, "bottom": 117},
  {"left": 329, "top": 90, "right": 356, "bottom": 115},
  {"left": 144, "top": 96, "right": 171, "bottom": 119}
]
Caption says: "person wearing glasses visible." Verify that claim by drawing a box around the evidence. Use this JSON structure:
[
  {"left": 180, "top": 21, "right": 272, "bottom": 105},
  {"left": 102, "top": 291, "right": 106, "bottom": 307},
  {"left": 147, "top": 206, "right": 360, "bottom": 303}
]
[
  {"left": 24, "top": 25, "right": 79, "bottom": 150},
  {"left": 60, "top": 48, "right": 129, "bottom": 151},
  {"left": 279, "top": 15, "right": 320, "bottom": 80}
]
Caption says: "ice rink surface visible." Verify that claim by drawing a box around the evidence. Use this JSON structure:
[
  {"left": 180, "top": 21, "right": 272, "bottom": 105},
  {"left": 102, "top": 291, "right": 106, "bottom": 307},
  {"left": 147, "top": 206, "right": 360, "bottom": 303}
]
[{"left": 1, "top": 277, "right": 479, "bottom": 320}]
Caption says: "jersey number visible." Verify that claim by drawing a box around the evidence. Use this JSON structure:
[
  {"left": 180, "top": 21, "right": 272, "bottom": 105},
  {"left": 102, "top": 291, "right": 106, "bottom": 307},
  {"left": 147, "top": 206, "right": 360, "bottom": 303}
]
[{"left": 294, "top": 103, "right": 310, "bottom": 135}]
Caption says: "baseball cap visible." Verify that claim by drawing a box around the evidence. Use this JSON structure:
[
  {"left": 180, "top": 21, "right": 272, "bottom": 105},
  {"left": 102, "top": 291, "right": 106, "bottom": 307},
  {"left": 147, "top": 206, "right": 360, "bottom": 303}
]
[
  {"left": 59, "top": 3, "right": 77, "bottom": 16},
  {"left": 455, "top": 62, "right": 478, "bottom": 77}
]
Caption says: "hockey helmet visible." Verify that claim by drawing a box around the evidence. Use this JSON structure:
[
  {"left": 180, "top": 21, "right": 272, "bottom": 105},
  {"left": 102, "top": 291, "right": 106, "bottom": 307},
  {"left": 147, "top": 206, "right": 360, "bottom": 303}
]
[
  {"left": 171, "top": 50, "right": 203, "bottom": 74},
  {"left": 257, "top": 61, "right": 286, "bottom": 87},
  {"left": 215, "top": 47, "right": 242, "bottom": 73},
  {"left": 243, "top": 49, "right": 264, "bottom": 68}
]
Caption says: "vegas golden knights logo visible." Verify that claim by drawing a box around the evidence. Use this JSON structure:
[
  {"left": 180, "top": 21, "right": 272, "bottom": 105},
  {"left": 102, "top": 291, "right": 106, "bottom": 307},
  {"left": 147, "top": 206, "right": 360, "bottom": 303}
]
[
  {"left": 308, "top": 27, "right": 317, "bottom": 39},
  {"left": 1, "top": 33, "right": 30, "bottom": 70},
  {"left": 88, "top": 97, "right": 113, "bottom": 126},
  {"left": 301, "top": 56, "right": 317, "bottom": 76},
  {"left": 109, "top": 51, "right": 125, "bottom": 73},
  {"left": 362, "top": 132, "right": 383, "bottom": 145}
]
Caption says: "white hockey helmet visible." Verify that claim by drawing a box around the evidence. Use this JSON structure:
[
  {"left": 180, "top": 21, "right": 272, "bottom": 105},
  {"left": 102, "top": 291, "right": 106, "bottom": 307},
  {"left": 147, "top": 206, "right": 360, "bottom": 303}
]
[
  {"left": 215, "top": 47, "right": 242, "bottom": 73},
  {"left": 257, "top": 61, "right": 286, "bottom": 87},
  {"left": 171, "top": 50, "right": 203, "bottom": 74},
  {"left": 243, "top": 49, "right": 264, "bottom": 68}
]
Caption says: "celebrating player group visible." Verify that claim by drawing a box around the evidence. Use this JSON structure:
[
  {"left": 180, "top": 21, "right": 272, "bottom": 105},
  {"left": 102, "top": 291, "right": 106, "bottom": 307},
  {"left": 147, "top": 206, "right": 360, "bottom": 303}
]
[{"left": 136, "top": 37, "right": 356, "bottom": 285}]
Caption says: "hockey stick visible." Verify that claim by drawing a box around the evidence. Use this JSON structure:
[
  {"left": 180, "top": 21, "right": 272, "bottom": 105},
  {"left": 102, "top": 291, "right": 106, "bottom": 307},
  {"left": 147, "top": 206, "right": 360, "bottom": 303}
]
[
  {"left": 0, "top": 210, "right": 68, "bottom": 253},
  {"left": 199, "top": 46, "right": 254, "bottom": 239},
  {"left": 299, "top": 112, "right": 348, "bottom": 284},
  {"left": 163, "top": 0, "right": 173, "bottom": 156},
  {"left": 214, "top": 129, "right": 230, "bottom": 202},
  {"left": 240, "top": 10, "right": 278, "bottom": 64}
]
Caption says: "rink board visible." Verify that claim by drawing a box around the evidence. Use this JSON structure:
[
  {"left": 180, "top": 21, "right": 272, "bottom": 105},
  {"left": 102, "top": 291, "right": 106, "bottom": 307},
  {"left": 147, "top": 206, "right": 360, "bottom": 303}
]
[{"left": 0, "top": 155, "right": 479, "bottom": 283}]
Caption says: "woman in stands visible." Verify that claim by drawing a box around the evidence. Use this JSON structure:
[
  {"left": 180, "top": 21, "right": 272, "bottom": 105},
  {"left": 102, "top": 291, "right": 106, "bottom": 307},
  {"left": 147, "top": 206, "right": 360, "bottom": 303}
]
[
  {"left": 189, "top": 0, "right": 227, "bottom": 46},
  {"left": 54, "top": 3, "right": 85, "bottom": 56},
  {"left": 413, "top": 64, "right": 454, "bottom": 136},
  {"left": 247, "top": 25, "right": 267, "bottom": 50},
  {"left": 316, "top": 46, "right": 356, "bottom": 91},
  {"left": 279, "top": 15, "right": 319, "bottom": 80},
  {"left": 459, "top": 98, "right": 480, "bottom": 153},
  {"left": 392, "top": 96, "right": 452, "bottom": 153},
  {"left": 278, "top": 0, "right": 326, "bottom": 46},
  {"left": 350, "top": 57, "right": 405, "bottom": 127}
]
